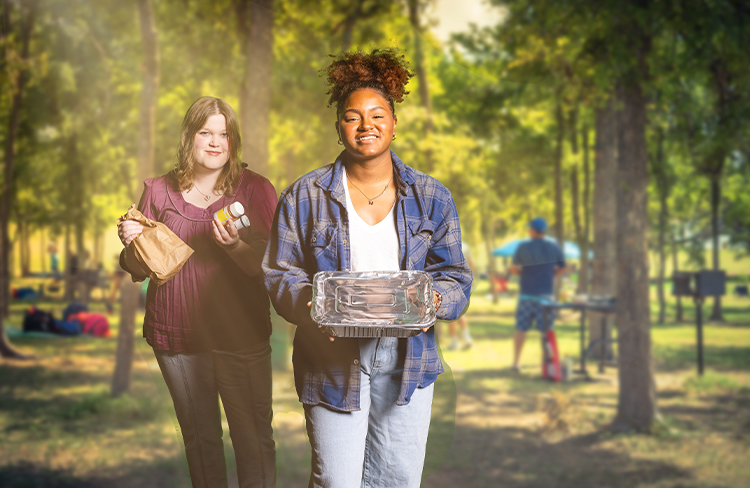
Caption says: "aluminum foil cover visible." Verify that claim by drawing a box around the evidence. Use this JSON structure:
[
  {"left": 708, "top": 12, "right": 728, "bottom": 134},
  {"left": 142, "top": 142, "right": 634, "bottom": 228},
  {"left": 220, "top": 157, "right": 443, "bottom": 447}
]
[{"left": 311, "top": 271, "right": 437, "bottom": 329}]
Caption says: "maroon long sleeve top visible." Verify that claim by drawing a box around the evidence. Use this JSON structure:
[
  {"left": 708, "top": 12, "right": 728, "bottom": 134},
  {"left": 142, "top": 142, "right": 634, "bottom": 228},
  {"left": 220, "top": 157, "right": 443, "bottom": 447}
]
[{"left": 120, "top": 169, "right": 278, "bottom": 353}]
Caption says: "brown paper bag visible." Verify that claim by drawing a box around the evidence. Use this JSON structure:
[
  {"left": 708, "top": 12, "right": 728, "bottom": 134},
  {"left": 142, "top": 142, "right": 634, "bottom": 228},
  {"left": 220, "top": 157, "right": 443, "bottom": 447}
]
[{"left": 118, "top": 204, "right": 194, "bottom": 286}]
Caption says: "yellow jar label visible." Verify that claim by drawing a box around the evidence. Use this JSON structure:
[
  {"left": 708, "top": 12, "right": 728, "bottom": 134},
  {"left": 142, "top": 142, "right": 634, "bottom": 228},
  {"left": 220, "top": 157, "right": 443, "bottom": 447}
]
[{"left": 215, "top": 207, "right": 229, "bottom": 223}]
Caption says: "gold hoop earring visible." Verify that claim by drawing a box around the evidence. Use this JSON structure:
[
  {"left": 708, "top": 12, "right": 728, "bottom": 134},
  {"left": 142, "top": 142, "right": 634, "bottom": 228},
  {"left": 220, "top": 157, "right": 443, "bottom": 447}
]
[
  {"left": 337, "top": 138, "right": 343, "bottom": 145},
  {"left": 392, "top": 133, "right": 397, "bottom": 141}
]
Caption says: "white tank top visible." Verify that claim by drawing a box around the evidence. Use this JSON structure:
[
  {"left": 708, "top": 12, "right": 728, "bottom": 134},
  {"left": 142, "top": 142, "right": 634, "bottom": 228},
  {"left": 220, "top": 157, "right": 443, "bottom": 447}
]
[{"left": 343, "top": 168, "right": 400, "bottom": 272}]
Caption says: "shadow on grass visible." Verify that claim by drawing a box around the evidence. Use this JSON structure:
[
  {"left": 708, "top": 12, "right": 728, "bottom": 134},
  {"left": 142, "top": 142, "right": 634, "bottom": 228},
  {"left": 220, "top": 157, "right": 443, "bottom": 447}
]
[
  {"left": 655, "top": 302, "right": 750, "bottom": 328},
  {"left": 424, "top": 423, "right": 695, "bottom": 488},
  {"left": 0, "top": 456, "right": 189, "bottom": 488},
  {"left": 653, "top": 344, "right": 750, "bottom": 371},
  {"left": 658, "top": 388, "right": 750, "bottom": 435},
  {"left": 0, "top": 354, "right": 165, "bottom": 434},
  {"left": 0, "top": 462, "right": 98, "bottom": 488},
  {"left": 0, "top": 364, "right": 104, "bottom": 394}
]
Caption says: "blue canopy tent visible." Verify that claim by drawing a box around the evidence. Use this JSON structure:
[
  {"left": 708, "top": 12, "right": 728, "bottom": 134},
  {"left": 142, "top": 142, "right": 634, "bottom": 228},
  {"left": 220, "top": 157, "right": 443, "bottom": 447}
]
[{"left": 492, "top": 237, "right": 590, "bottom": 259}]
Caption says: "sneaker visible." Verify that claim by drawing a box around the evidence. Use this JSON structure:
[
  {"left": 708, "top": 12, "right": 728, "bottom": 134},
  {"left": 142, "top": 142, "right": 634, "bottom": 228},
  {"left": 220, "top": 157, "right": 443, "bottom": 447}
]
[
  {"left": 446, "top": 339, "right": 459, "bottom": 351},
  {"left": 462, "top": 340, "right": 473, "bottom": 350}
]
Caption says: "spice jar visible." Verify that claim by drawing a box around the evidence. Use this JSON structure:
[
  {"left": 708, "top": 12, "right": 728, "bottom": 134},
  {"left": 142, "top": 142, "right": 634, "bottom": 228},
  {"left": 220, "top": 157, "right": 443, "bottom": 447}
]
[
  {"left": 233, "top": 215, "right": 251, "bottom": 230},
  {"left": 214, "top": 202, "right": 244, "bottom": 226}
]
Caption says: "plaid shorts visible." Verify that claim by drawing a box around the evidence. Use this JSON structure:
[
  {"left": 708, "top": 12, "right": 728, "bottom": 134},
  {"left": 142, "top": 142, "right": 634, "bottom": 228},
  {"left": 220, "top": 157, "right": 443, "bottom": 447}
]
[{"left": 515, "top": 296, "right": 556, "bottom": 332}]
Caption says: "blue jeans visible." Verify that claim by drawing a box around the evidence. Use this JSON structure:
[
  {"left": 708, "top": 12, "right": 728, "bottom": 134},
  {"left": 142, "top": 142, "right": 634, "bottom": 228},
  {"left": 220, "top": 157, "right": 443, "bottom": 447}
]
[{"left": 304, "top": 337, "right": 434, "bottom": 488}]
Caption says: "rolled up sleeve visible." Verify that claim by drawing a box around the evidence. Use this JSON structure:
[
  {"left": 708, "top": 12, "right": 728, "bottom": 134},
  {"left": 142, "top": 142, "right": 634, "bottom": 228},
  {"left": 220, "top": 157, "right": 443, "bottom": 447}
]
[
  {"left": 262, "top": 192, "right": 316, "bottom": 328},
  {"left": 424, "top": 194, "right": 472, "bottom": 321}
]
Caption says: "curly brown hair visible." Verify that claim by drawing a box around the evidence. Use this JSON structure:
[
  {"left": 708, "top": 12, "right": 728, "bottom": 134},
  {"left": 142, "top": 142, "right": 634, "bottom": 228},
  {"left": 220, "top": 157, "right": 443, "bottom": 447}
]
[
  {"left": 321, "top": 48, "right": 414, "bottom": 119},
  {"left": 172, "top": 96, "right": 245, "bottom": 197}
]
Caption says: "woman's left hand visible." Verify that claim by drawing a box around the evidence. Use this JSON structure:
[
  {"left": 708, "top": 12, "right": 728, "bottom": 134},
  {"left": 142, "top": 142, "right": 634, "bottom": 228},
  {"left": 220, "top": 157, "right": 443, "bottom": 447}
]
[{"left": 212, "top": 217, "right": 240, "bottom": 251}]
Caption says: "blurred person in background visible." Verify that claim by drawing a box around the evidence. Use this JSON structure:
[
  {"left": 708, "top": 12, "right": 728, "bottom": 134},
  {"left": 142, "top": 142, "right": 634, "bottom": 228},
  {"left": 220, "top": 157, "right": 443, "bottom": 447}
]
[
  {"left": 509, "top": 217, "right": 566, "bottom": 371},
  {"left": 263, "top": 49, "right": 472, "bottom": 488},
  {"left": 117, "top": 96, "right": 278, "bottom": 488},
  {"left": 48, "top": 243, "right": 60, "bottom": 280}
]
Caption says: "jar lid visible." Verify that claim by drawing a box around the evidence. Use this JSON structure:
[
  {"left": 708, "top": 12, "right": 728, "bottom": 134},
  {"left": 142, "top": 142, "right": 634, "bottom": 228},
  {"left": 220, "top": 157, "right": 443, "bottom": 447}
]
[
  {"left": 228, "top": 201, "right": 245, "bottom": 218},
  {"left": 235, "top": 215, "right": 251, "bottom": 229}
]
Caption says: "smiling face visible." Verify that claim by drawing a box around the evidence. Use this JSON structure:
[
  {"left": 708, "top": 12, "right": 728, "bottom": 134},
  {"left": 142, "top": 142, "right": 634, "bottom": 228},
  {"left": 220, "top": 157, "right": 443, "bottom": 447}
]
[
  {"left": 192, "top": 114, "right": 229, "bottom": 172},
  {"left": 337, "top": 88, "right": 397, "bottom": 162}
]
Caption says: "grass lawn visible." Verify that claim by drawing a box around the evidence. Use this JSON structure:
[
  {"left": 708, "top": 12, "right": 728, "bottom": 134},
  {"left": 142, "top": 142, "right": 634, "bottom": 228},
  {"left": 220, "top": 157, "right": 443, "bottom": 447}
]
[{"left": 1, "top": 278, "right": 749, "bottom": 487}]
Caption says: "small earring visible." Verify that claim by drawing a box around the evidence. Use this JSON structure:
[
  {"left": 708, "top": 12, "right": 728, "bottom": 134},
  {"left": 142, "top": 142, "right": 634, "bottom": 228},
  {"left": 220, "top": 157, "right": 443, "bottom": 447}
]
[
  {"left": 392, "top": 133, "right": 397, "bottom": 141},
  {"left": 337, "top": 138, "right": 343, "bottom": 146}
]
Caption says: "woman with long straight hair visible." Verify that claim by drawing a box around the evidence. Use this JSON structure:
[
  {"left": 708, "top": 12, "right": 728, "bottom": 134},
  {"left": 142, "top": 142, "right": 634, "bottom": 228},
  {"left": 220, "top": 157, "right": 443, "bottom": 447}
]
[
  {"left": 263, "top": 50, "right": 472, "bottom": 488},
  {"left": 118, "top": 96, "right": 277, "bottom": 488}
]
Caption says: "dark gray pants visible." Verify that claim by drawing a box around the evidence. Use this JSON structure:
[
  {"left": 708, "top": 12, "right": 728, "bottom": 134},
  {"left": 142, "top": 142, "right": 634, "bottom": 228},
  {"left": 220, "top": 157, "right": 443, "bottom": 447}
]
[{"left": 155, "top": 342, "right": 276, "bottom": 488}]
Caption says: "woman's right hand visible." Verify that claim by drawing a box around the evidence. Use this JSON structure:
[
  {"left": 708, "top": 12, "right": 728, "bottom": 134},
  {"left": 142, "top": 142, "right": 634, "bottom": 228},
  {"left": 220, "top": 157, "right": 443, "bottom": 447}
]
[{"left": 118, "top": 220, "right": 144, "bottom": 247}]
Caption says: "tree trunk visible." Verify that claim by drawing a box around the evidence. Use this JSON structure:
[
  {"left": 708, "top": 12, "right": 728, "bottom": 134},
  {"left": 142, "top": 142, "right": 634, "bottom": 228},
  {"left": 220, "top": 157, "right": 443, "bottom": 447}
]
[
  {"left": 19, "top": 219, "right": 30, "bottom": 276},
  {"left": 0, "top": 0, "right": 34, "bottom": 359},
  {"left": 93, "top": 232, "right": 101, "bottom": 267},
  {"left": 341, "top": 0, "right": 364, "bottom": 51},
  {"left": 554, "top": 100, "right": 565, "bottom": 247},
  {"left": 40, "top": 226, "right": 46, "bottom": 273},
  {"left": 62, "top": 132, "right": 83, "bottom": 301},
  {"left": 112, "top": 279, "right": 139, "bottom": 396},
  {"left": 569, "top": 107, "right": 579, "bottom": 155},
  {"left": 709, "top": 176, "right": 723, "bottom": 321},
  {"left": 571, "top": 157, "right": 592, "bottom": 295},
  {"left": 707, "top": 58, "right": 731, "bottom": 321},
  {"left": 672, "top": 229, "right": 683, "bottom": 322},
  {"left": 613, "top": 80, "right": 657, "bottom": 431},
  {"left": 657, "top": 195, "right": 667, "bottom": 325},
  {"left": 408, "top": 0, "right": 434, "bottom": 172},
  {"left": 553, "top": 100, "right": 565, "bottom": 299},
  {"left": 654, "top": 128, "right": 668, "bottom": 325},
  {"left": 408, "top": 0, "right": 434, "bottom": 134},
  {"left": 589, "top": 99, "right": 618, "bottom": 360},
  {"left": 571, "top": 165, "right": 583, "bottom": 285},
  {"left": 64, "top": 224, "right": 73, "bottom": 301},
  {"left": 580, "top": 123, "right": 591, "bottom": 294},
  {"left": 75, "top": 219, "right": 87, "bottom": 304},
  {"left": 239, "top": 0, "right": 274, "bottom": 177},
  {"left": 8, "top": 224, "right": 17, "bottom": 280},
  {"left": 112, "top": 0, "right": 159, "bottom": 397},
  {"left": 483, "top": 212, "right": 498, "bottom": 304}
]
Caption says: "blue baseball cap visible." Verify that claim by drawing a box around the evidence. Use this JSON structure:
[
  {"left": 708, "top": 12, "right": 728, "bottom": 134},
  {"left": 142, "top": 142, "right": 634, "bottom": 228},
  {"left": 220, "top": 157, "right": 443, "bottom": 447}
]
[{"left": 528, "top": 217, "right": 547, "bottom": 233}]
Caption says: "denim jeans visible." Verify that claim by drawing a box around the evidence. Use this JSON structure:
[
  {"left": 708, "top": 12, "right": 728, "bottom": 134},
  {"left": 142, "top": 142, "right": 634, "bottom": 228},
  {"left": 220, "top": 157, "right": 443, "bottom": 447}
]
[
  {"left": 155, "top": 341, "right": 276, "bottom": 488},
  {"left": 304, "top": 337, "right": 434, "bottom": 488}
]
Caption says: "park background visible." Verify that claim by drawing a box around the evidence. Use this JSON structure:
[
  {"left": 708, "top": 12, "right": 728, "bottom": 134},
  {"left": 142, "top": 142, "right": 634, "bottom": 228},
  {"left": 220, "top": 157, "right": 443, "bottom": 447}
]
[{"left": 1, "top": 0, "right": 750, "bottom": 486}]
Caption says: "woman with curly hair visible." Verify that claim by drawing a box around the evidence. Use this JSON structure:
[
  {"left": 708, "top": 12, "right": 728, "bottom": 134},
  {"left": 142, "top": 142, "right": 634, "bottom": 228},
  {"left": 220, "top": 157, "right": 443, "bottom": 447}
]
[
  {"left": 263, "top": 49, "right": 472, "bottom": 487},
  {"left": 117, "top": 96, "right": 277, "bottom": 487}
]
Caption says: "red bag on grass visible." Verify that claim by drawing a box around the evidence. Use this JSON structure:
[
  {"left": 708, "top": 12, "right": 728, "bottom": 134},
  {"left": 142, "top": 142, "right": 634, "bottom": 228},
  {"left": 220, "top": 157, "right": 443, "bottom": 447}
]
[{"left": 70, "top": 312, "right": 111, "bottom": 338}]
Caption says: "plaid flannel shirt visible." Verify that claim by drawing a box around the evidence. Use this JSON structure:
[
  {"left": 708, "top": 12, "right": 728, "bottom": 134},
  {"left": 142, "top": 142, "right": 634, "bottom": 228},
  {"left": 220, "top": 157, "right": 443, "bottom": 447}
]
[{"left": 263, "top": 151, "right": 472, "bottom": 412}]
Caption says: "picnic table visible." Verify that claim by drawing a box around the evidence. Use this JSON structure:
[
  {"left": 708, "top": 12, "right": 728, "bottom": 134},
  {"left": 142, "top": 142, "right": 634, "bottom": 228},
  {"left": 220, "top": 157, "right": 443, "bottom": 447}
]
[{"left": 541, "top": 300, "right": 617, "bottom": 380}]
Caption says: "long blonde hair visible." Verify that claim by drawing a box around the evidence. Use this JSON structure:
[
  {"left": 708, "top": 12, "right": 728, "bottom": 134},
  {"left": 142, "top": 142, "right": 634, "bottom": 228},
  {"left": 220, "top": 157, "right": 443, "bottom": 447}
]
[{"left": 173, "top": 96, "right": 244, "bottom": 196}]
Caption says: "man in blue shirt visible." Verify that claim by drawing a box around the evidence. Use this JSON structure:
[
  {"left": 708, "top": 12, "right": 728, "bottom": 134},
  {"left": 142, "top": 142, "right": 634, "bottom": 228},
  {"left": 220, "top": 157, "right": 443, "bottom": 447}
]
[{"left": 509, "top": 217, "right": 566, "bottom": 371}]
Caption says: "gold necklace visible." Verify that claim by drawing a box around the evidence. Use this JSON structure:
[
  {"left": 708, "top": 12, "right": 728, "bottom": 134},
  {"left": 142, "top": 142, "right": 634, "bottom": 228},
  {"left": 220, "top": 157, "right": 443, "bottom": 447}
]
[
  {"left": 189, "top": 182, "right": 216, "bottom": 202},
  {"left": 346, "top": 173, "right": 392, "bottom": 205}
]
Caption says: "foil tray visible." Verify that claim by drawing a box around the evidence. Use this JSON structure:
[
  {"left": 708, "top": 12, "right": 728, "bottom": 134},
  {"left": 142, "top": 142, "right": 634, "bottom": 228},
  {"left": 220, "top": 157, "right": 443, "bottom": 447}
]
[{"left": 311, "top": 270, "right": 437, "bottom": 338}]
